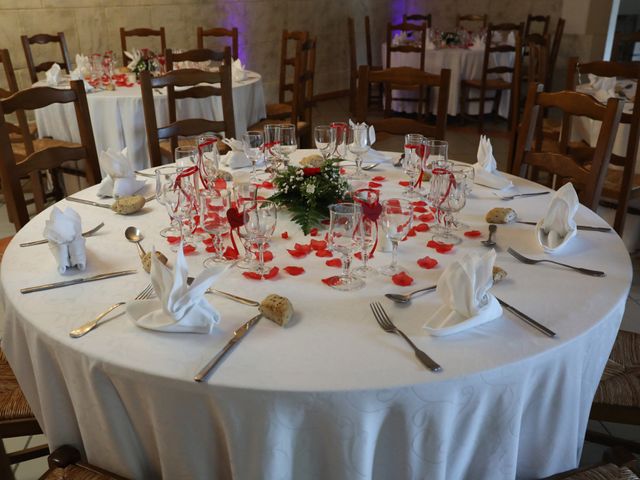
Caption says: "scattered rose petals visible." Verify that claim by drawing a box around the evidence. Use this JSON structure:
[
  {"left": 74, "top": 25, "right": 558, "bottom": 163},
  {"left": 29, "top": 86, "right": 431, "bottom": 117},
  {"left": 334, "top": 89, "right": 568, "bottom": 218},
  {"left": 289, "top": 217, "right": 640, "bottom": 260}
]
[
  {"left": 414, "top": 223, "right": 429, "bottom": 232},
  {"left": 369, "top": 181, "right": 383, "bottom": 188},
  {"left": 398, "top": 181, "right": 411, "bottom": 187},
  {"left": 202, "top": 237, "right": 214, "bottom": 246},
  {"left": 322, "top": 276, "right": 341, "bottom": 287},
  {"left": 407, "top": 228, "right": 417, "bottom": 237},
  {"left": 427, "top": 240, "right": 454, "bottom": 253},
  {"left": 223, "top": 247, "right": 239, "bottom": 260},
  {"left": 294, "top": 243, "right": 312, "bottom": 254},
  {"left": 255, "top": 250, "right": 274, "bottom": 262},
  {"left": 315, "top": 249, "right": 333, "bottom": 257},
  {"left": 418, "top": 213, "right": 435, "bottom": 222},
  {"left": 183, "top": 244, "right": 197, "bottom": 255},
  {"left": 392, "top": 271, "right": 414, "bottom": 286},
  {"left": 281, "top": 231, "right": 289, "bottom": 239},
  {"left": 205, "top": 245, "right": 216, "bottom": 253},
  {"left": 411, "top": 200, "right": 427, "bottom": 207},
  {"left": 310, "top": 239, "right": 327, "bottom": 251},
  {"left": 354, "top": 251, "right": 373, "bottom": 260},
  {"left": 193, "top": 227, "right": 205, "bottom": 235},
  {"left": 243, "top": 271, "right": 262, "bottom": 280},
  {"left": 464, "top": 230, "right": 482, "bottom": 237},
  {"left": 214, "top": 178, "right": 227, "bottom": 191},
  {"left": 417, "top": 256, "right": 438, "bottom": 269},
  {"left": 243, "top": 266, "right": 279, "bottom": 280},
  {"left": 167, "top": 236, "right": 180, "bottom": 244},
  {"left": 310, "top": 228, "right": 319, "bottom": 236},
  {"left": 287, "top": 249, "right": 308, "bottom": 258},
  {"left": 261, "top": 181, "right": 274, "bottom": 189},
  {"left": 371, "top": 176, "right": 386, "bottom": 182},
  {"left": 326, "top": 258, "right": 342, "bottom": 267},
  {"left": 283, "top": 266, "right": 305, "bottom": 276},
  {"left": 263, "top": 267, "right": 279, "bottom": 279},
  {"left": 413, "top": 206, "right": 428, "bottom": 213}
]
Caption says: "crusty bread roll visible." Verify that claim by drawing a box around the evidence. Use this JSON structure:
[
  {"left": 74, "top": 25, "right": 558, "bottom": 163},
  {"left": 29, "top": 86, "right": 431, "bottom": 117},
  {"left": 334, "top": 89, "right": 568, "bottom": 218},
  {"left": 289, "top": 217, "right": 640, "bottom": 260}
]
[
  {"left": 259, "top": 294, "right": 293, "bottom": 326},
  {"left": 111, "top": 195, "right": 145, "bottom": 214},
  {"left": 492, "top": 265, "right": 507, "bottom": 283},
  {"left": 142, "top": 251, "right": 168, "bottom": 273},
  {"left": 217, "top": 141, "right": 231, "bottom": 155},
  {"left": 485, "top": 207, "right": 517, "bottom": 224},
  {"left": 299, "top": 154, "right": 325, "bottom": 168}
]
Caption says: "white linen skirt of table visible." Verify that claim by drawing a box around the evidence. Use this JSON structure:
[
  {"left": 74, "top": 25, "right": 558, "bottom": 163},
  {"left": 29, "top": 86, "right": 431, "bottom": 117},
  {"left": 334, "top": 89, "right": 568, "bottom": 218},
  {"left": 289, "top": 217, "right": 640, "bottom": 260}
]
[
  {"left": 381, "top": 45, "right": 512, "bottom": 118},
  {"left": 1, "top": 151, "right": 632, "bottom": 479},
  {"left": 33, "top": 76, "right": 266, "bottom": 171}
]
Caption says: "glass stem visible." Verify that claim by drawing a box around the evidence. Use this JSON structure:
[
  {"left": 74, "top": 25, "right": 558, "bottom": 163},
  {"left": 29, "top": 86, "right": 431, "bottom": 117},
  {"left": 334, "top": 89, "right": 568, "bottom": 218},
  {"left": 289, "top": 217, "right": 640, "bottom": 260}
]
[
  {"left": 342, "top": 254, "right": 352, "bottom": 279},
  {"left": 214, "top": 233, "right": 222, "bottom": 258},
  {"left": 391, "top": 240, "right": 399, "bottom": 269},
  {"left": 258, "top": 243, "right": 265, "bottom": 274},
  {"left": 355, "top": 154, "right": 362, "bottom": 176},
  {"left": 362, "top": 251, "right": 369, "bottom": 268},
  {"left": 178, "top": 217, "right": 186, "bottom": 248},
  {"left": 251, "top": 159, "right": 257, "bottom": 179}
]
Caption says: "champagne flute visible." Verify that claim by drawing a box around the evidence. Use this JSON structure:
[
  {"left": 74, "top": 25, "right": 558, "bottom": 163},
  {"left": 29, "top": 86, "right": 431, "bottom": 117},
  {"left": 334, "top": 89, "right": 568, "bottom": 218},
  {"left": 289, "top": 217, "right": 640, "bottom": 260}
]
[
  {"left": 263, "top": 124, "right": 281, "bottom": 176},
  {"left": 276, "top": 124, "right": 297, "bottom": 167},
  {"left": 347, "top": 124, "right": 370, "bottom": 179},
  {"left": 198, "top": 134, "right": 219, "bottom": 190},
  {"left": 450, "top": 165, "right": 474, "bottom": 230},
  {"left": 430, "top": 170, "right": 467, "bottom": 245},
  {"left": 328, "top": 203, "right": 364, "bottom": 291},
  {"left": 423, "top": 139, "right": 450, "bottom": 233},
  {"left": 353, "top": 217, "right": 377, "bottom": 277},
  {"left": 233, "top": 182, "right": 258, "bottom": 270},
  {"left": 402, "top": 133, "right": 424, "bottom": 198},
  {"left": 242, "top": 131, "right": 264, "bottom": 182},
  {"left": 330, "top": 122, "right": 348, "bottom": 159},
  {"left": 314, "top": 125, "right": 336, "bottom": 161},
  {"left": 163, "top": 170, "right": 198, "bottom": 253},
  {"left": 379, "top": 199, "right": 413, "bottom": 276},
  {"left": 201, "top": 189, "right": 231, "bottom": 267},
  {"left": 155, "top": 166, "right": 180, "bottom": 237},
  {"left": 243, "top": 200, "right": 277, "bottom": 276}
]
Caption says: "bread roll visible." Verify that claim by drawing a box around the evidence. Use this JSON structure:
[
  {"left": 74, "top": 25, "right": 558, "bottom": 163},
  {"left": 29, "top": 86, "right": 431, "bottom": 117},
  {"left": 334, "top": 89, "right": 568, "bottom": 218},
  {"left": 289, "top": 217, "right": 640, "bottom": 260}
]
[
  {"left": 492, "top": 266, "right": 507, "bottom": 283},
  {"left": 142, "top": 251, "right": 168, "bottom": 273},
  {"left": 259, "top": 294, "right": 293, "bottom": 326},
  {"left": 299, "top": 154, "right": 325, "bottom": 168},
  {"left": 485, "top": 207, "right": 517, "bottom": 224},
  {"left": 111, "top": 195, "right": 146, "bottom": 214}
]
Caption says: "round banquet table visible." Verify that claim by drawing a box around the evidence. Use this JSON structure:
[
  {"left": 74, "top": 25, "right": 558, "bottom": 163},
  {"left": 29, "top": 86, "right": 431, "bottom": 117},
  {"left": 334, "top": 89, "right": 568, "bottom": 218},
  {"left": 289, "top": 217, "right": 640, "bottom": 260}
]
[
  {"left": 33, "top": 73, "right": 266, "bottom": 171},
  {"left": 1, "top": 150, "right": 633, "bottom": 479}
]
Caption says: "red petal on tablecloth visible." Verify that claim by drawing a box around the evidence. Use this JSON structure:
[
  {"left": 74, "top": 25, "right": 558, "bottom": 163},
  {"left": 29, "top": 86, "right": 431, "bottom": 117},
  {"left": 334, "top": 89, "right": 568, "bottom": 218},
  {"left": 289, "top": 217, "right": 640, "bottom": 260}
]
[
  {"left": 354, "top": 251, "right": 373, "bottom": 260},
  {"left": 398, "top": 181, "right": 411, "bottom": 187},
  {"left": 326, "top": 258, "right": 342, "bottom": 268},
  {"left": 392, "top": 271, "right": 414, "bottom": 286},
  {"left": 387, "top": 198, "right": 401, "bottom": 206},
  {"left": 310, "top": 239, "right": 327, "bottom": 251},
  {"left": 287, "top": 249, "right": 307, "bottom": 258},
  {"left": 310, "top": 228, "right": 319, "bottom": 236},
  {"left": 223, "top": 247, "right": 239, "bottom": 260},
  {"left": 242, "top": 271, "right": 262, "bottom": 280},
  {"left": 411, "top": 200, "right": 427, "bottom": 207},
  {"left": 263, "top": 266, "right": 279, "bottom": 279},
  {"left": 407, "top": 228, "right": 417, "bottom": 237},
  {"left": 205, "top": 245, "right": 216, "bottom": 253},
  {"left": 183, "top": 244, "right": 197, "bottom": 255},
  {"left": 414, "top": 223, "right": 430, "bottom": 232},
  {"left": 316, "top": 249, "right": 333, "bottom": 257},
  {"left": 427, "top": 240, "right": 454, "bottom": 253},
  {"left": 418, "top": 213, "right": 435, "bottom": 222},
  {"left": 202, "top": 237, "right": 214, "bottom": 246},
  {"left": 369, "top": 181, "right": 383, "bottom": 189},
  {"left": 255, "top": 250, "right": 274, "bottom": 262},
  {"left": 167, "top": 236, "right": 180, "bottom": 244},
  {"left": 283, "top": 266, "right": 305, "bottom": 276},
  {"left": 294, "top": 243, "right": 313, "bottom": 254},
  {"left": 214, "top": 178, "right": 227, "bottom": 191},
  {"left": 464, "top": 230, "right": 483, "bottom": 237},
  {"left": 281, "top": 231, "right": 289, "bottom": 239},
  {"left": 193, "top": 227, "right": 205, "bottom": 235},
  {"left": 417, "top": 256, "right": 438, "bottom": 269},
  {"left": 339, "top": 168, "right": 346, "bottom": 175},
  {"left": 413, "top": 206, "right": 428, "bottom": 213},
  {"left": 322, "top": 276, "right": 341, "bottom": 287},
  {"left": 261, "top": 181, "right": 274, "bottom": 189},
  {"left": 371, "top": 176, "right": 386, "bottom": 182},
  {"left": 321, "top": 219, "right": 330, "bottom": 225}
]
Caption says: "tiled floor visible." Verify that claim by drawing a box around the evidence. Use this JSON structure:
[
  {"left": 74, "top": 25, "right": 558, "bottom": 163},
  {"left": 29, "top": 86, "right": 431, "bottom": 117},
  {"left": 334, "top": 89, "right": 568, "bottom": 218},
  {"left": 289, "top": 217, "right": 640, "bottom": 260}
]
[{"left": 2, "top": 97, "right": 639, "bottom": 478}]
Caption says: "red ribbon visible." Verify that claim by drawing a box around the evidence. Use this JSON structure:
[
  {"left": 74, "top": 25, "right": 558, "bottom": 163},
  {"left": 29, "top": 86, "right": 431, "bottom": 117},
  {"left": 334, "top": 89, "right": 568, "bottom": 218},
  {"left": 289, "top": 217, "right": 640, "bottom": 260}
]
[
  {"left": 353, "top": 188, "right": 381, "bottom": 257},
  {"left": 406, "top": 143, "right": 427, "bottom": 189},
  {"left": 226, "top": 207, "right": 244, "bottom": 253},
  {"left": 264, "top": 141, "right": 280, "bottom": 158},
  {"left": 431, "top": 167, "right": 456, "bottom": 224},
  {"left": 172, "top": 165, "right": 199, "bottom": 231}
]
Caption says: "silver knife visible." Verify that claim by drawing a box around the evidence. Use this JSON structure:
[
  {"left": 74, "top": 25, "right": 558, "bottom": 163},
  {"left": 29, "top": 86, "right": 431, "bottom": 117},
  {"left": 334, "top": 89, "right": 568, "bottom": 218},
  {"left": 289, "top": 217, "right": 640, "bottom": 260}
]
[
  {"left": 19, "top": 222, "right": 105, "bottom": 247},
  {"left": 497, "top": 297, "right": 556, "bottom": 337},
  {"left": 21, "top": 269, "right": 137, "bottom": 294},
  {"left": 516, "top": 221, "right": 612, "bottom": 232},
  {"left": 194, "top": 314, "right": 262, "bottom": 382},
  {"left": 66, "top": 197, "right": 111, "bottom": 209}
]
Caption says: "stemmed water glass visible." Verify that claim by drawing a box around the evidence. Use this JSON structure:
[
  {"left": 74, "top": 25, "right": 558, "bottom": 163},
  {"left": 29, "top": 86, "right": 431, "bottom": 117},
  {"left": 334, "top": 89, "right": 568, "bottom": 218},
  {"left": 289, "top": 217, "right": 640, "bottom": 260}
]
[
  {"left": 314, "top": 125, "right": 336, "bottom": 161},
  {"left": 450, "top": 165, "right": 474, "bottom": 229},
  {"left": 330, "top": 122, "right": 348, "bottom": 159},
  {"left": 352, "top": 189, "right": 378, "bottom": 278},
  {"left": 379, "top": 199, "right": 413, "bottom": 276},
  {"left": 276, "top": 124, "right": 297, "bottom": 167},
  {"left": 328, "top": 203, "right": 364, "bottom": 291},
  {"left": 155, "top": 166, "right": 180, "bottom": 237},
  {"left": 347, "top": 124, "right": 371, "bottom": 179},
  {"left": 200, "top": 189, "right": 231, "bottom": 267},
  {"left": 198, "top": 134, "right": 219, "bottom": 190},
  {"left": 162, "top": 168, "right": 198, "bottom": 253},
  {"left": 243, "top": 200, "right": 277, "bottom": 276},
  {"left": 234, "top": 182, "right": 258, "bottom": 270},
  {"left": 402, "top": 133, "right": 425, "bottom": 198},
  {"left": 430, "top": 169, "right": 467, "bottom": 245},
  {"left": 242, "top": 131, "right": 264, "bottom": 182},
  {"left": 175, "top": 146, "right": 197, "bottom": 166},
  {"left": 263, "top": 124, "right": 281, "bottom": 176},
  {"left": 423, "top": 139, "right": 450, "bottom": 233}
]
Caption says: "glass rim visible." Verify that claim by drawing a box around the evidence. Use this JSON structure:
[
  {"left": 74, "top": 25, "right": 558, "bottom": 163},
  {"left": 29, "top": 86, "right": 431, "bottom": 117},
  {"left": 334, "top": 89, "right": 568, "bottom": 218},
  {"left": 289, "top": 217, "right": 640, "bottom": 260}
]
[{"left": 425, "top": 139, "right": 448, "bottom": 147}]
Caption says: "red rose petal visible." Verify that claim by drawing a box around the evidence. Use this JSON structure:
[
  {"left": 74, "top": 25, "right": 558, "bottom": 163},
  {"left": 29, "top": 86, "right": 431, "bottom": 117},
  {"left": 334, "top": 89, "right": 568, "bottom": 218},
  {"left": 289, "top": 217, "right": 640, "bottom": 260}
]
[
  {"left": 315, "top": 249, "right": 333, "bottom": 257},
  {"left": 392, "top": 271, "right": 414, "bottom": 286},
  {"left": 464, "top": 230, "right": 482, "bottom": 237},
  {"left": 263, "top": 266, "right": 279, "bottom": 279},
  {"left": 407, "top": 228, "right": 417, "bottom": 237},
  {"left": 294, "top": 243, "right": 313, "bottom": 254},
  {"left": 418, "top": 213, "right": 435, "bottom": 222},
  {"left": 326, "top": 258, "right": 342, "bottom": 267},
  {"left": 321, "top": 219, "right": 330, "bottom": 225},
  {"left": 261, "top": 181, "right": 274, "bottom": 189},
  {"left": 167, "top": 236, "right": 180, "bottom": 244},
  {"left": 414, "top": 223, "right": 429, "bottom": 232},
  {"left": 411, "top": 200, "right": 427, "bottom": 207},
  {"left": 287, "top": 249, "right": 308, "bottom": 258},
  {"left": 283, "top": 266, "right": 305, "bottom": 276},
  {"left": 398, "top": 181, "right": 411, "bottom": 187},
  {"left": 322, "top": 276, "right": 341, "bottom": 287},
  {"left": 413, "top": 206, "right": 427, "bottom": 213},
  {"left": 202, "top": 237, "right": 214, "bottom": 246},
  {"left": 354, "top": 251, "right": 362, "bottom": 260},
  {"left": 223, "top": 247, "right": 239, "bottom": 260},
  {"left": 427, "top": 240, "right": 454, "bottom": 253},
  {"left": 310, "top": 239, "right": 327, "bottom": 251},
  {"left": 205, "top": 245, "right": 216, "bottom": 253},
  {"left": 193, "top": 227, "right": 205, "bottom": 235},
  {"left": 214, "top": 178, "right": 227, "bottom": 191},
  {"left": 310, "top": 228, "right": 319, "bottom": 236},
  {"left": 369, "top": 181, "right": 383, "bottom": 188},
  {"left": 183, "top": 244, "right": 197, "bottom": 255},
  {"left": 371, "top": 176, "right": 386, "bottom": 182},
  {"left": 417, "top": 256, "right": 438, "bottom": 269},
  {"left": 255, "top": 250, "right": 274, "bottom": 262},
  {"left": 242, "top": 271, "right": 262, "bottom": 280},
  {"left": 339, "top": 168, "right": 346, "bottom": 175},
  {"left": 281, "top": 231, "right": 289, "bottom": 239}
]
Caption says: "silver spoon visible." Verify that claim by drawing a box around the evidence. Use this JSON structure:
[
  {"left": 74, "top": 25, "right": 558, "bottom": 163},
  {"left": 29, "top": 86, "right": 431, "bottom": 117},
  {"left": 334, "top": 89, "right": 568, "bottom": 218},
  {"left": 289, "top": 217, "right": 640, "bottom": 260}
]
[
  {"left": 481, "top": 224, "right": 497, "bottom": 247},
  {"left": 385, "top": 285, "right": 437, "bottom": 303},
  {"left": 125, "top": 226, "right": 146, "bottom": 258}
]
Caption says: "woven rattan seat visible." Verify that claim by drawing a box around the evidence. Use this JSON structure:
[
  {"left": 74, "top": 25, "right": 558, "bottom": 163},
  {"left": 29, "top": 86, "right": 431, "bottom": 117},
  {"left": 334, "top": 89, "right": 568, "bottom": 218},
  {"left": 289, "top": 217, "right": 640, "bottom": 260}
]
[{"left": 0, "top": 350, "right": 33, "bottom": 421}]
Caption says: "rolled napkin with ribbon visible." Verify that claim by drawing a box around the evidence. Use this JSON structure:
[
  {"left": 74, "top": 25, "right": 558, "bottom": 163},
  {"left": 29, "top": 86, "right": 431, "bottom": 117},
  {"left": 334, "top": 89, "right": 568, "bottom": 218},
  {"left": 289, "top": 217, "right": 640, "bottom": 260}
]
[
  {"left": 46, "top": 63, "right": 62, "bottom": 86},
  {"left": 536, "top": 182, "right": 579, "bottom": 252},
  {"left": 588, "top": 73, "right": 617, "bottom": 104},
  {"left": 424, "top": 249, "right": 502, "bottom": 336},
  {"left": 127, "top": 246, "right": 225, "bottom": 333},
  {"left": 231, "top": 58, "right": 248, "bottom": 82},
  {"left": 97, "top": 148, "right": 146, "bottom": 198},
  {"left": 473, "top": 135, "right": 513, "bottom": 190},
  {"left": 221, "top": 138, "right": 251, "bottom": 168},
  {"left": 43, "top": 207, "right": 87, "bottom": 274}
]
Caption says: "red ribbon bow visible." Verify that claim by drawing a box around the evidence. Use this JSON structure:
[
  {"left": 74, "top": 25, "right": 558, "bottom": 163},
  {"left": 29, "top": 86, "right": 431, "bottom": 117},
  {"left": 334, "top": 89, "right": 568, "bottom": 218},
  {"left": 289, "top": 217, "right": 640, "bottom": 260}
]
[{"left": 353, "top": 188, "right": 381, "bottom": 257}]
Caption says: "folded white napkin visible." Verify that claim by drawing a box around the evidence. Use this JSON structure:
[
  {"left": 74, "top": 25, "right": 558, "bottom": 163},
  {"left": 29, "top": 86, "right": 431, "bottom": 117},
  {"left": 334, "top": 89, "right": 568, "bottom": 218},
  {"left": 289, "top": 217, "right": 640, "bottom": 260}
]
[
  {"left": 97, "top": 148, "right": 146, "bottom": 198},
  {"left": 221, "top": 138, "right": 251, "bottom": 168},
  {"left": 46, "top": 63, "right": 62, "bottom": 86},
  {"left": 124, "top": 49, "right": 142, "bottom": 71},
  {"left": 127, "top": 246, "right": 225, "bottom": 333},
  {"left": 469, "top": 34, "right": 485, "bottom": 50},
  {"left": 536, "top": 182, "right": 578, "bottom": 252},
  {"left": 74, "top": 54, "right": 91, "bottom": 76},
  {"left": 587, "top": 74, "right": 617, "bottom": 104},
  {"left": 391, "top": 32, "right": 408, "bottom": 47},
  {"left": 69, "top": 69, "right": 93, "bottom": 92},
  {"left": 231, "top": 58, "right": 248, "bottom": 82},
  {"left": 473, "top": 135, "right": 513, "bottom": 190},
  {"left": 43, "top": 207, "right": 86, "bottom": 274},
  {"left": 506, "top": 31, "right": 516, "bottom": 46},
  {"left": 424, "top": 250, "right": 502, "bottom": 336},
  {"left": 425, "top": 37, "right": 436, "bottom": 50}
]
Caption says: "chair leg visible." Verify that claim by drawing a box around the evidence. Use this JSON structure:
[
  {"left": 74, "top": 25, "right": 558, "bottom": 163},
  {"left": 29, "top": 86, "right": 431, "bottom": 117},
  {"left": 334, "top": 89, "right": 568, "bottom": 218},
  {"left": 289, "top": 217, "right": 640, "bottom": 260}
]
[{"left": 0, "top": 440, "right": 15, "bottom": 480}]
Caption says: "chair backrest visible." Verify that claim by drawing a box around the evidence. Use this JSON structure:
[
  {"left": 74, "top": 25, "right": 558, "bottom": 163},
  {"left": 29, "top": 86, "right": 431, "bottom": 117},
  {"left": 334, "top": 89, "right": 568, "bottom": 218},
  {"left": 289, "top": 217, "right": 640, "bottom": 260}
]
[
  {"left": 293, "top": 37, "right": 316, "bottom": 127},
  {"left": 545, "top": 17, "right": 565, "bottom": 90},
  {"left": 513, "top": 82, "right": 623, "bottom": 211},
  {"left": 524, "top": 14, "right": 550, "bottom": 39},
  {"left": 347, "top": 18, "right": 357, "bottom": 112},
  {"left": 21, "top": 32, "right": 72, "bottom": 84},
  {"left": 527, "top": 35, "right": 549, "bottom": 84},
  {"left": 365, "top": 16, "right": 375, "bottom": 67},
  {"left": 0, "top": 49, "right": 30, "bottom": 141},
  {"left": 566, "top": 57, "right": 640, "bottom": 233},
  {"left": 386, "top": 21, "right": 427, "bottom": 70},
  {"left": 140, "top": 66, "right": 235, "bottom": 167},
  {"left": 120, "top": 27, "right": 166, "bottom": 63},
  {"left": 278, "top": 30, "right": 308, "bottom": 105},
  {"left": 197, "top": 27, "right": 239, "bottom": 60},
  {"left": 356, "top": 66, "right": 451, "bottom": 140},
  {"left": 165, "top": 47, "right": 231, "bottom": 71},
  {"left": 402, "top": 14, "right": 432, "bottom": 29},
  {"left": 611, "top": 31, "right": 640, "bottom": 62},
  {"left": 43, "top": 445, "right": 127, "bottom": 480},
  {"left": 0, "top": 81, "right": 101, "bottom": 229},
  {"left": 456, "top": 14, "right": 488, "bottom": 30}
]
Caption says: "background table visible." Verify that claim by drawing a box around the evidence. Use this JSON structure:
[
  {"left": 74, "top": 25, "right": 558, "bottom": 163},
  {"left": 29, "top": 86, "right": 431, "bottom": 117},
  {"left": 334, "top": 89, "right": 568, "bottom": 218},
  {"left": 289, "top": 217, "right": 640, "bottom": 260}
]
[
  {"left": 34, "top": 74, "right": 266, "bottom": 171},
  {"left": 1, "top": 152, "right": 632, "bottom": 479}
]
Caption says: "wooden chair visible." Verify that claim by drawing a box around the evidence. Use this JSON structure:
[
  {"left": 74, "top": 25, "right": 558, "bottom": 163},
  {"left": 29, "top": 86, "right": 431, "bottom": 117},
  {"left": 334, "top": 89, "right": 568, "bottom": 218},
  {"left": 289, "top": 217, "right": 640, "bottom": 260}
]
[
  {"left": 546, "top": 18, "right": 565, "bottom": 91},
  {"left": 364, "top": 16, "right": 383, "bottom": 108},
  {"left": 456, "top": 14, "right": 488, "bottom": 31},
  {"left": 140, "top": 66, "right": 235, "bottom": 167},
  {"left": 0, "top": 347, "right": 49, "bottom": 480},
  {"left": 197, "top": 27, "right": 239, "bottom": 60},
  {"left": 565, "top": 58, "right": 640, "bottom": 236},
  {"left": 402, "top": 14, "right": 432, "bottom": 29},
  {"left": 543, "top": 447, "right": 639, "bottom": 479},
  {"left": 21, "top": 32, "right": 72, "bottom": 84},
  {"left": 386, "top": 21, "right": 427, "bottom": 70},
  {"left": 512, "top": 82, "right": 623, "bottom": 211},
  {"left": 524, "top": 14, "right": 550, "bottom": 39},
  {"left": 459, "top": 22, "right": 523, "bottom": 134},
  {"left": 0, "top": 80, "right": 101, "bottom": 230},
  {"left": 120, "top": 27, "right": 166, "bottom": 62},
  {"left": 525, "top": 34, "right": 549, "bottom": 85},
  {"left": 356, "top": 66, "right": 451, "bottom": 141},
  {"left": 165, "top": 46, "right": 231, "bottom": 71},
  {"left": 348, "top": 17, "right": 358, "bottom": 113},
  {"left": 611, "top": 31, "right": 640, "bottom": 62},
  {"left": 41, "top": 445, "right": 127, "bottom": 479}
]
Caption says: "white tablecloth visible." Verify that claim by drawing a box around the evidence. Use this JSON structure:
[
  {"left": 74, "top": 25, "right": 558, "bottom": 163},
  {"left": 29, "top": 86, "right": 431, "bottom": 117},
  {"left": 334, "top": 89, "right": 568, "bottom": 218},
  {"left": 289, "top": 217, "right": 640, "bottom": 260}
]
[
  {"left": 34, "top": 74, "right": 266, "bottom": 171},
  {"left": 382, "top": 44, "right": 512, "bottom": 117},
  {"left": 1, "top": 151, "right": 632, "bottom": 479}
]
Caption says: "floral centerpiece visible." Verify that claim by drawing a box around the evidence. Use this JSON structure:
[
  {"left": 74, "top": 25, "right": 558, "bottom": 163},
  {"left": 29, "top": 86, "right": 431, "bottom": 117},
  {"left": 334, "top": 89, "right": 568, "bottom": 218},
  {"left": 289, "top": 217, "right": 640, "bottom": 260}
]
[
  {"left": 270, "top": 158, "right": 349, "bottom": 235},
  {"left": 125, "top": 48, "right": 159, "bottom": 75},
  {"left": 440, "top": 31, "right": 462, "bottom": 47}
]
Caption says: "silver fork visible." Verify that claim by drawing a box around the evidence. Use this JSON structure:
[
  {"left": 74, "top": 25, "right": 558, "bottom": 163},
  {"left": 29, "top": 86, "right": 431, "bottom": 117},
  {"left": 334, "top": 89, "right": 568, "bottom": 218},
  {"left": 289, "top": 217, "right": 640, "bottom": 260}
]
[
  {"left": 370, "top": 302, "right": 442, "bottom": 372},
  {"left": 494, "top": 191, "right": 550, "bottom": 201},
  {"left": 507, "top": 247, "right": 605, "bottom": 277},
  {"left": 69, "top": 284, "right": 155, "bottom": 338}
]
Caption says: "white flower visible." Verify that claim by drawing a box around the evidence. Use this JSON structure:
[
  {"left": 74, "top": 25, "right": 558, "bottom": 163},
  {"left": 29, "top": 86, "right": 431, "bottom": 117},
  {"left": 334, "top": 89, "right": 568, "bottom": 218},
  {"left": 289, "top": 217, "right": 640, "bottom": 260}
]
[{"left": 306, "top": 183, "right": 316, "bottom": 195}]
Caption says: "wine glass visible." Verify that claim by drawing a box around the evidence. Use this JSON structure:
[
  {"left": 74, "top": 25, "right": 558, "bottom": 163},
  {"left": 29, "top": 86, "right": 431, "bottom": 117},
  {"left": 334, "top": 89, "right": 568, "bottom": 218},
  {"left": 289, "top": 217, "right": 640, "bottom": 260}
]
[
  {"left": 450, "top": 165, "right": 474, "bottom": 230},
  {"left": 263, "top": 124, "right": 281, "bottom": 176},
  {"left": 330, "top": 122, "right": 348, "bottom": 159},
  {"left": 402, "top": 133, "right": 425, "bottom": 198},
  {"left": 423, "top": 139, "right": 450, "bottom": 232},
  {"left": 314, "top": 125, "right": 336, "bottom": 161},
  {"left": 163, "top": 169, "right": 198, "bottom": 253},
  {"left": 242, "top": 131, "right": 264, "bottom": 182},
  {"left": 155, "top": 166, "right": 180, "bottom": 237},
  {"left": 175, "top": 146, "right": 197, "bottom": 166},
  {"left": 200, "top": 189, "right": 231, "bottom": 267},
  {"left": 353, "top": 217, "right": 377, "bottom": 278},
  {"left": 347, "top": 124, "right": 370, "bottom": 179},
  {"left": 379, "top": 199, "right": 413, "bottom": 276},
  {"left": 328, "top": 203, "right": 364, "bottom": 291},
  {"left": 198, "top": 134, "right": 219, "bottom": 190},
  {"left": 243, "top": 200, "right": 277, "bottom": 276},
  {"left": 430, "top": 169, "right": 467, "bottom": 245},
  {"left": 276, "top": 124, "right": 297, "bottom": 167},
  {"left": 233, "top": 182, "right": 258, "bottom": 270}
]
